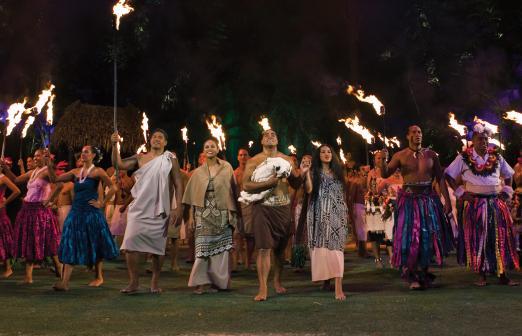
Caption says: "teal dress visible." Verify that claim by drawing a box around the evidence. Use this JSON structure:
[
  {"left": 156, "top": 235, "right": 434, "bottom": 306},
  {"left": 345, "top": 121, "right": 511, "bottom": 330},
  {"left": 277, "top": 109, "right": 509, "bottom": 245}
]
[{"left": 58, "top": 177, "right": 119, "bottom": 265}]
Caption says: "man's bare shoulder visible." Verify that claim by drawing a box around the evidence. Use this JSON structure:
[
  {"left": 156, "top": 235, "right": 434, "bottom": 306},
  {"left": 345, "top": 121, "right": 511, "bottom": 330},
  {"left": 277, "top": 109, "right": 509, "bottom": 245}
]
[
  {"left": 275, "top": 152, "right": 293, "bottom": 163},
  {"left": 248, "top": 153, "right": 267, "bottom": 165}
]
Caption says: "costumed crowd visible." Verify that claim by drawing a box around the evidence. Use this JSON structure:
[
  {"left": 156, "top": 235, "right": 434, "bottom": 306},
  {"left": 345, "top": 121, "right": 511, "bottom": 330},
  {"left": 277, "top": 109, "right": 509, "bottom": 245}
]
[{"left": 0, "top": 122, "right": 521, "bottom": 301}]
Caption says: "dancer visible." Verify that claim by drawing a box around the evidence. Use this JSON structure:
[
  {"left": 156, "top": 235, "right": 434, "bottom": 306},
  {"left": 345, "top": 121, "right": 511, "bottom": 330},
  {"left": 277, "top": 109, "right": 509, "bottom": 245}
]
[
  {"left": 2, "top": 149, "right": 62, "bottom": 283},
  {"left": 54, "top": 161, "right": 73, "bottom": 232},
  {"left": 303, "top": 144, "right": 347, "bottom": 300},
  {"left": 108, "top": 169, "right": 134, "bottom": 244},
  {"left": 183, "top": 138, "right": 238, "bottom": 294},
  {"left": 49, "top": 145, "right": 119, "bottom": 291},
  {"left": 379, "top": 125, "right": 453, "bottom": 289},
  {"left": 445, "top": 126, "right": 519, "bottom": 286},
  {"left": 347, "top": 166, "right": 368, "bottom": 258},
  {"left": 0, "top": 163, "right": 21, "bottom": 278},
  {"left": 292, "top": 154, "right": 312, "bottom": 271},
  {"left": 242, "top": 129, "right": 302, "bottom": 301},
  {"left": 111, "top": 129, "right": 183, "bottom": 294}
]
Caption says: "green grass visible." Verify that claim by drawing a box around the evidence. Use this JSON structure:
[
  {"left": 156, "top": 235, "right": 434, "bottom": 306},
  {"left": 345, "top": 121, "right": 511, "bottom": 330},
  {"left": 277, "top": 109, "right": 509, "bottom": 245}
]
[{"left": 1, "top": 249, "right": 522, "bottom": 336}]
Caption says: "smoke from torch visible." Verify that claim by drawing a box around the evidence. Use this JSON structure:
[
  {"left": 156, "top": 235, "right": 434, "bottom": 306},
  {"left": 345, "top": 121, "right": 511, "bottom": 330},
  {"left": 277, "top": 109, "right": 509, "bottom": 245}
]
[
  {"left": 113, "top": 0, "right": 134, "bottom": 30},
  {"left": 206, "top": 115, "right": 226, "bottom": 151}
]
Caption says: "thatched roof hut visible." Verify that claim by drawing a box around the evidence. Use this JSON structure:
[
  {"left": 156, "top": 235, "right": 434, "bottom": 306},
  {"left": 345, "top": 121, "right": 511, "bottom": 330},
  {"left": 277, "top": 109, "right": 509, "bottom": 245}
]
[{"left": 51, "top": 101, "right": 143, "bottom": 153}]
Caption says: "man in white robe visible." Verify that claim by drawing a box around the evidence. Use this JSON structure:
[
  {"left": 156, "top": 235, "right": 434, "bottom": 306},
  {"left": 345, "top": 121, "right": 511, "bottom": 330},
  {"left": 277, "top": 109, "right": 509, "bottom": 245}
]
[{"left": 111, "top": 129, "right": 183, "bottom": 294}]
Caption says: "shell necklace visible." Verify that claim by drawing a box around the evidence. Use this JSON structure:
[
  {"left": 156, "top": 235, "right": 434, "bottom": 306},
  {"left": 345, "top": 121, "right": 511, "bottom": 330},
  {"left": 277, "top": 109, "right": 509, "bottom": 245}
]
[{"left": 78, "top": 165, "right": 95, "bottom": 184}]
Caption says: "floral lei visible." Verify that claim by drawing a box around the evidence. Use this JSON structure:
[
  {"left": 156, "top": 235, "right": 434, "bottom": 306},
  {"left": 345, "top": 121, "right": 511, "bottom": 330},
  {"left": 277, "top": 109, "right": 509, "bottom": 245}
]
[{"left": 461, "top": 146, "right": 499, "bottom": 177}]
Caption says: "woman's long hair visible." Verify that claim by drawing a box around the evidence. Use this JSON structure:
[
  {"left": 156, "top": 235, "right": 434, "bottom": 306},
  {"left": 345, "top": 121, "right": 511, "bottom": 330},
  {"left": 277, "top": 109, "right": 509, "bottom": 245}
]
[{"left": 311, "top": 144, "right": 346, "bottom": 202}]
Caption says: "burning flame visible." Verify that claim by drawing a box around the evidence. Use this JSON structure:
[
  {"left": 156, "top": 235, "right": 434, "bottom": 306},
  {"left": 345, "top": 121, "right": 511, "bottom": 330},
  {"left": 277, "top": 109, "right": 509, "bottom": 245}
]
[
  {"left": 339, "top": 148, "right": 347, "bottom": 164},
  {"left": 377, "top": 133, "right": 401, "bottom": 148},
  {"left": 258, "top": 117, "right": 271, "bottom": 131},
  {"left": 336, "top": 136, "right": 342, "bottom": 145},
  {"left": 181, "top": 126, "right": 188, "bottom": 143},
  {"left": 113, "top": 0, "right": 134, "bottom": 30},
  {"left": 136, "top": 112, "right": 149, "bottom": 154},
  {"left": 311, "top": 141, "right": 322, "bottom": 148},
  {"left": 6, "top": 98, "right": 28, "bottom": 136},
  {"left": 504, "top": 110, "right": 522, "bottom": 125},
  {"left": 473, "top": 116, "right": 498, "bottom": 134},
  {"left": 21, "top": 116, "right": 35, "bottom": 139},
  {"left": 206, "top": 115, "right": 226, "bottom": 151},
  {"left": 46, "top": 94, "right": 55, "bottom": 125},
  {"left": 346, "top": 85, "right": 384, "bottom": 115},
  {"left": 288, "top": 145, "right": 297, "bottom": 154},
  {"left": 339, "top": 116, "right": 375, "bottom": 144},
  {"left": 34, "top": 84, "right": 55, "bottom": 115},
  {"left": 448, "top": 113, "right": 467, "bottom": 136},
  {"left": 248, "top": 141, "right": 254, "bottom": 148}
]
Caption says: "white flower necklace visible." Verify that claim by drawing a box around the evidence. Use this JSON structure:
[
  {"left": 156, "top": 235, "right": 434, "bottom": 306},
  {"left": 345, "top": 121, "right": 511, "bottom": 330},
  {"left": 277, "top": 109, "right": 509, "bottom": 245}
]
[{"left": 78, "top": 165, "right": 95, "bottom": 184}]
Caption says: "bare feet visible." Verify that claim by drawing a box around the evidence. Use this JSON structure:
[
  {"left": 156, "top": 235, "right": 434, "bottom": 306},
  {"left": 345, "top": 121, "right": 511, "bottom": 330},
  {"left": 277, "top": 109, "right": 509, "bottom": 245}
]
[
  {"left": 149, "top": 287, "right": 163, "bottom": 294},
  {"left": 274, "top": 283, "right": 287, "bottom": 294},
  {"left": 23, "top": 277, "right": 33, "bottom": 284},
  {"left": 2, "top": 269, "right": 13, "bottom": 278},
  {"left": 193, "top": 286, "right": 204, "bottom": 295},
  {"left": 375, "top": 258, "right": 384, "bottom": 269},
  {"left": 170, "top": 265, "right": 180, "bottom": 272},
  {"left": 499, "top": 276, "right": 519, "bottom": 286},
  {"left": 474, "top": 277, "right": 488, "bottom": 287},
  {"left": 409, "top": 281, "right": 422, "bottom": 290},
  {"left": 335, "top": 291, "right": 346, "bottom": 301},
  {"left": 254, "top": 285, "right": 268, "bottom": 301},
  {"left": 52, "top": 282, "right": 69, "bottom": 291},
  {"left": 88, "top": 278, "right": 104, "bottom": 287},
  {"left": 120, "top": 284, "right": 139, "bottom": 294}
]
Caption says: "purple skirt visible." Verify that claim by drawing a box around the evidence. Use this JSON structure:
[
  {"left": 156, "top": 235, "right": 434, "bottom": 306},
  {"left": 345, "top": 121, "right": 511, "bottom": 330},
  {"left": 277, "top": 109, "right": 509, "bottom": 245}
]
[
  {"left": 13, "top": 202, "right": 60, "bottom": 261},
  {"left": 0, "top": 208, "right": 13, "bottom": 260}
]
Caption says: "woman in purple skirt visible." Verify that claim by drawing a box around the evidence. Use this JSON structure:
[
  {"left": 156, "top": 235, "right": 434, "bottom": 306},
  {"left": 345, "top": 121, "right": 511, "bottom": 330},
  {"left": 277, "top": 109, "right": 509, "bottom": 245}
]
[{"left": 0, "top": 163, "right": 21, "bottom": 278}]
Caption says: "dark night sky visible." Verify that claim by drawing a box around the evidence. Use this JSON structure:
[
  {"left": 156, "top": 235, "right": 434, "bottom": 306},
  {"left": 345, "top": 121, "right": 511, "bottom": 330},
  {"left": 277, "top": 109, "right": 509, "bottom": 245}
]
[{"left": 1, "top": 1, "right": 521, "bottom": 165}]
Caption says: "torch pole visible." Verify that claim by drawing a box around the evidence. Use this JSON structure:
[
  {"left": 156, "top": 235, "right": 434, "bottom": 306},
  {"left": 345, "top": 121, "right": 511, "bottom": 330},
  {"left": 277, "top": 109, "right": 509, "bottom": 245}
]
[
  {"left": 1, "top": 122, "right": 7, "bottom": 159},
  {"left": 113, "top": 30, "right": 120, "bottom": 182}
]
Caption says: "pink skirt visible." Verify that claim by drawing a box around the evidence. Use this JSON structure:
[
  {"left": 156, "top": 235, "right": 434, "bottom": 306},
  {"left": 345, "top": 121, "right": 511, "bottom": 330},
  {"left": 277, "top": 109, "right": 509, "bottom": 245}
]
[
  {"left": 0, "top": 208, "right": 13, "bottom": 260},
  {"left": 310, "top": 247, "right": 344, "bottom": 281},
  {"left": 13, "top": 202, "right": 60, "bottom": 261}
]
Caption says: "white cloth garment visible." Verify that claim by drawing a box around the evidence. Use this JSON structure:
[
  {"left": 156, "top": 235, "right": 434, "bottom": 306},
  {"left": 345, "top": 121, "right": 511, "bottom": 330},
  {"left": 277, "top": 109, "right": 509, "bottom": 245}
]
[
  {"left": 238, "top": 157, "right": 292, "bottom": 204},
  {"left": 121, "top": 151, "right": 174, "bottom": 255}
]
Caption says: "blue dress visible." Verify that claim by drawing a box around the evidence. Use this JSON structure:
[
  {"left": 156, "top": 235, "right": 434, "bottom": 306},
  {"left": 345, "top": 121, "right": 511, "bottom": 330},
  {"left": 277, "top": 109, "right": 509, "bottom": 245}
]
[{"left": 58, "top": 177, "right": 119, "bottom": 265}]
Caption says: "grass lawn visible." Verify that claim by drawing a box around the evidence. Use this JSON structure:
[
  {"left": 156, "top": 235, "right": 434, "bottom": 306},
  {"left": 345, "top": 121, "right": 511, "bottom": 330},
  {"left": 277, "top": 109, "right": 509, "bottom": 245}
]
[{"left": 1, "top": 247, "right": 522, "bottom": 336}]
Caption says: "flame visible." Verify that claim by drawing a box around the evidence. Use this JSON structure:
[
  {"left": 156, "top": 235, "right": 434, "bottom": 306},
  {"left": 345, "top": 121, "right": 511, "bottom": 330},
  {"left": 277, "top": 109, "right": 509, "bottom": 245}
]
[
  {"left": 346, "top": 85, "right": 384, "bottom": 115},
  {"left": 448, "top": 113, "right": 467, "bottom": 136},
  {"left": 258, "top": 117, "right": 271, "bottom": 131},
  {"left": 288, "top": 145, "right": 297, "bottom": 154},
  {"left": 34, "top": 84, "right": 55, "bottom": 115},
  {"left": 473, "top": 116, "right": 498, "bottom": 134},
  {"left": 21, "top": 116, "right": 35, "bottom": 139},
  {"left": 504, "top": 110, "right": 522, "bottom": 125},
  {"left": 489, "top": 138, "right": 505, "bottom": 150},
  {"left": 248, "top": 141, "right": 254, "bottom": 148},
  {"left": 6, "top": 98, "right": 28, "bottom": 136},
  {"left": 136, "top": 143, "right": 147, "bottom": 154},
  {"left": 46, "top": 94, "right": 55, "bottom": 125},
  {"left": 206, "top": 115, "right": 226, "bottom": 151},
  {"left": 339, "top": 116, "right": 375, "bottom": 144},
  {"left": 181, "top": 126, "right": 188, "bottom": 143},
  {"left": 311, "top": 141, "right": 322, "bottom": 148},
  {"left": 113, "top": 0, "right": 134, "bottom": 30},
  {"left": 336, "top": 136, "right": 342, "bottom": 145},
  {"left": 377, "top": 133, "right": 401, "bottom": 148},
  {"left": 339, "top": 148, "right": 347, "bottom": 164},
  {"left": 140, "top": 112, "right": 149, "bottom": 142}
]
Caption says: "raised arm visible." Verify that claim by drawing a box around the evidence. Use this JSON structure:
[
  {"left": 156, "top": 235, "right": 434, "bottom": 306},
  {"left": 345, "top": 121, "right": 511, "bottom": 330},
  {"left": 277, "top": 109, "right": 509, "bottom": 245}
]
[
  {"left": 111, "top": 132, "right": 139, "bottom": 171},
  {"left": 242, "top": 160, "right": 278, "bottom": 193},
  {"left": 287, "top": 160, "right": 303, "bottom": 189}
]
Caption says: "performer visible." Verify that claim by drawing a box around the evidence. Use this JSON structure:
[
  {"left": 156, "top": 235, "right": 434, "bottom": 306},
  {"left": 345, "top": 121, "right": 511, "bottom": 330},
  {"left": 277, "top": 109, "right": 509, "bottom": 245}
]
[
  {"left": 347, "top": 167, "right": 368, "bottom": 258},
  {"left": 445, "top": 126, "right": 519, "bottom": 286},
  {"left": 54, "top": 161, "right": 73, "bottom": 232},
  {"left": 2, "top": 149, "right": 62, "bottom": 283},
  {"left": 242, "top": 129, "right": 303, "bottom": 301},
  {"left": 0, "top": 163, "right": 21, "bottom": 278},
  {"left": 303, "top": 144, "right": 347, "bottom": 300},
  {"left": 233, "top": 148, "right": 254, "bottom": 270},
  {"left": 182, "top": 138, "right": 238, "bottom": 294},
  {"left": 111, "top": 129, "right": 183, "bottom": 294},
  {"left": 49, "top": 146, "right": 119, "bottom": 291},
  {"left": 292, "top": 154, "right": 312, "bottom": 271},
  {"left": 513, "top": 151, "right": 522, "bottom": 254},
  {"left": 108, "top": 169, "right": 134, "bottom": 244},
  {"left": 379, "top": 125, "right": 453, "bottom": 289}
]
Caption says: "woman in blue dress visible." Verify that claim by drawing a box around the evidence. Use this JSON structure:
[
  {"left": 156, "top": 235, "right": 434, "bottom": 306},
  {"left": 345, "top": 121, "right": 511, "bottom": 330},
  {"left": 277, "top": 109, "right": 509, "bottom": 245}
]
[{"left": 49, "top": 145, "right": 119, "bottom": 291}]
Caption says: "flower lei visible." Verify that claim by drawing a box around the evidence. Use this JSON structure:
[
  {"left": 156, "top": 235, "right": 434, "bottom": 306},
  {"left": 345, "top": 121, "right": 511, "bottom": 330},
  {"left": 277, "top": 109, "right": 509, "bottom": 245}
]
[{"left": 461, "top": 146, "right": 499, "bottom": 177}]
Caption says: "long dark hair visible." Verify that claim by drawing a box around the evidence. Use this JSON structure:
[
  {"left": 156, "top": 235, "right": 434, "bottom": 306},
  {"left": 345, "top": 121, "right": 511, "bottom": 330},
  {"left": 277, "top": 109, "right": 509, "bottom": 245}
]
[{"left": 311, "top": 144, "right": 346, "bottom": 202}]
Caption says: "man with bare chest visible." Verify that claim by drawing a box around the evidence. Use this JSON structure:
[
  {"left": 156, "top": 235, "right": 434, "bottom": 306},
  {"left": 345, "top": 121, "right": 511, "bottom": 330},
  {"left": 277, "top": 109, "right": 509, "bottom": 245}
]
[
  {"left": 111, "top": 129, "right": 183, "bottom": 294},
  {"left": 242, "top": 129, "right": 303, "bottom": 301},
  {"left": 379, "top": 125, "right": 453, "bottom": 289}
]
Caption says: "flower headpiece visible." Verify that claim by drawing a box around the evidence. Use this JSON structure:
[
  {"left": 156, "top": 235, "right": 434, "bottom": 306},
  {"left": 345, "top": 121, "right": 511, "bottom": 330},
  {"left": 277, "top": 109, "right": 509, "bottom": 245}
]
[{"left": 472, "top": 123, "right": 493, "bottom": 137}]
